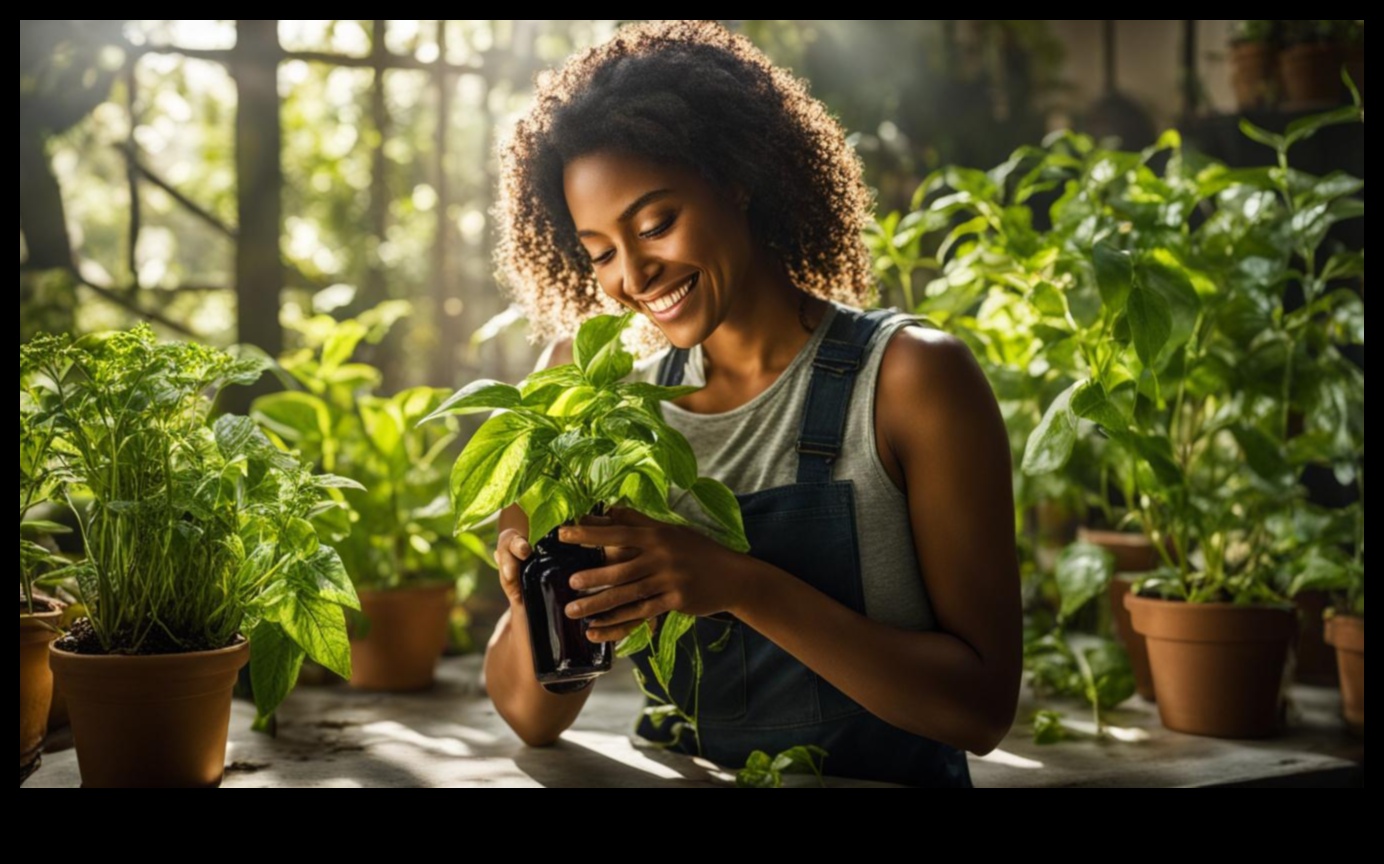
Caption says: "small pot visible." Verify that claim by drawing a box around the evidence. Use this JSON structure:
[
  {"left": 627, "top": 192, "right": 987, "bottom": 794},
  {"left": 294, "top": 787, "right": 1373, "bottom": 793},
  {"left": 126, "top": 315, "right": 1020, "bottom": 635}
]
[
  {"left": 50, "top": 639, "right": 250, "bottom": 788},
  {"left": 1324, "top": 614, "right": 1364, "bottom": 737},
  {"left": 350, "top": 583, "right": 455, "bottom": 692},
  {"left": 1231, "top": 40, "right": 1280, "bottom": 110},
  {"left": 1076, "top": 528, "right": 1164, "bottom": 575},
  {"left": 522, "top": 528, "right": 612, "bottom": 693},
  {"left": 20, "top": 609, "right": 63, "bottom": 782},
  {"left": 1280, "top": 41, "right": 1348, "bottom": 108},
  {"left": 1125, "top": 594, "right": 1295, "bottom": 739}
]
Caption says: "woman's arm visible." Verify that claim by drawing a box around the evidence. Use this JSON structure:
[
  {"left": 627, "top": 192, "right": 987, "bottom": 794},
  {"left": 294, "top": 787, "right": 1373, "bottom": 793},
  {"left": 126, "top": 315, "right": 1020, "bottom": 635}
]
[
  {"left": 561, "top": 327, "right": 1022, "bottom": 755},
  {"left": 483, "top": 340, "right": 596, "bottom": 747}
]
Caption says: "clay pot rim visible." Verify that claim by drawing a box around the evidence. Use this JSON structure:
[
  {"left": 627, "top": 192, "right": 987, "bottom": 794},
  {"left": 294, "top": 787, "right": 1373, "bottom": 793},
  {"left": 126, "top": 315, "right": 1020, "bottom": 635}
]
[
  {"left": 19, "top": 608, "right": 65, "bottom": 623},
  {"left": 1324, "top": 613, "right": 1364, "bottom": 653},
  {"left": 50, "top": 635, "right": 249, "bottom": 669},
  {"left": 1124, "top": 593, "right": 1294, "bottom": 613}
]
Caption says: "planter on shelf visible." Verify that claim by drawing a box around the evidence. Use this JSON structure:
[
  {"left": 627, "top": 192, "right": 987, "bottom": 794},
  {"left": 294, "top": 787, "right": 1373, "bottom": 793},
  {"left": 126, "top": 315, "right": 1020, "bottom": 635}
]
[
  {"left": 1231, "top": 39, "right": 1280, "bottom": 110},
  {"left": 1279, "top": 41, "right": 1347, "bottom": 108},
  {"left": 1324, "top": 614, "right": 1364, "bottom": 737},
  {"left": 350, "top": 583, "right": 455, "bottom": 692},
  {"left": 19, "top": 604, "right": 62, "bottom": 783},
  {"left": 1125, "top": 594, "right": 1295, "bottom": 738},
  {"left": 1078, "top": 528, "right": 1159, "bottom": 701},
  {"left": 49, "top": 639, "right": 250, "bottom": 788}
]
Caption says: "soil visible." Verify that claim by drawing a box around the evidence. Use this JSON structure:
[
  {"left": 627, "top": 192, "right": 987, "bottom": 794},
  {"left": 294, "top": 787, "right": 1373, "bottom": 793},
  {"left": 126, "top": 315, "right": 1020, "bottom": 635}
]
[
  {"left": 19, "top": 596, "right": 60, "bottom": 615},
  {"left": 53, "top": 617, "right": 241, "bottom": 656}
]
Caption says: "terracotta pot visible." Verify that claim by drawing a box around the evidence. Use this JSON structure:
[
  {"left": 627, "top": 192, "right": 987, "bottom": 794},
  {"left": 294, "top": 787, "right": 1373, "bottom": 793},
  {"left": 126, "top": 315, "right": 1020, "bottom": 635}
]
[
  {"left": 1324, "top": 614, "right": 1364, "bottom": 737},
  {"left": 1107, "top": 576, "right": 1155, "bottom": 701},
  {"left": 50, "top": 639, "right": 250, "bottom": 788},
  {"left": 1280, "top": 41, "right": 1348, "bottom": 108},
  {"left": 350, "top": 583, "right": 454, "bottom": 692},
  {"left": 1125, "top": 594, "right": 1294, "bottom": 738},
  {"left": 1293, "top": 591, "right": 1339, "bottom": 686},
  {"left": 20, "top": 610, "right": 63, "bottom": 781},
  {"left": 1231, "top": 41, "right": 1280, "bottom": 110}
]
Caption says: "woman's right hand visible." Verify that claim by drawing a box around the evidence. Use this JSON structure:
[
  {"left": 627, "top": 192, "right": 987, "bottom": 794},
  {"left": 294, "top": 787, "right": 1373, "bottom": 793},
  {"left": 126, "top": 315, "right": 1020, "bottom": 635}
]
[{"left": 496, "top": 528, "right": 533, "bottom": 608}]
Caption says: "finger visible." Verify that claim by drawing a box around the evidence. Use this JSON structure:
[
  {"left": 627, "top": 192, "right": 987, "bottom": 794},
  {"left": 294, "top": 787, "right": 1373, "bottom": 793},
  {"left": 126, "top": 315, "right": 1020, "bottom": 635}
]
[
  {"left": 567, "top": 577, "right": 661, "bottom": 619},
  {"left": 606, "top": 506, "right": 663, "bottom": 527},
  {"left": 577, "top": 514, "right": 613, "bottom": 526},
  {"left": 596, "top": 544, "right": 639, "bottom": 566},
  {"left": 586, "top": 596, "right": 668, "bottom": 629},
  {"left": 587, "top": 609, "right": 667, "bottom": 644},
  {"left": 497, "top": 552, "right": 523, "bottom": 605},
  {"left": 505, "top": 532, "right": 533, "bottom": 561},
  {"left": 559, "top": 524, "right": 645, "bottom": 549},
  {"left": 568, "top": 559, "right": 648, "bottom": 595}
]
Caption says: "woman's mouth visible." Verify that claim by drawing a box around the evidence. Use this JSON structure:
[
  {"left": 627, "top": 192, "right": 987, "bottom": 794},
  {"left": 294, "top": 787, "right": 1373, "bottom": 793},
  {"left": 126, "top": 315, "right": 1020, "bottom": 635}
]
[{"left": 645, "top": 274, "right": 698, "bottom": 322}]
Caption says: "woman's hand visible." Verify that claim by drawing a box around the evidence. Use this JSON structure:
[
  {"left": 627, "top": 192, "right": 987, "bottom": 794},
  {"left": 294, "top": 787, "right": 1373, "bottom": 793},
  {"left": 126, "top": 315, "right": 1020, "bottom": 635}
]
[
  {"left": 558, "top": 507, "right": 749, "bottom": 643},
  {"left": 494, "top": 528, "right": 533, "bottom": 608}
]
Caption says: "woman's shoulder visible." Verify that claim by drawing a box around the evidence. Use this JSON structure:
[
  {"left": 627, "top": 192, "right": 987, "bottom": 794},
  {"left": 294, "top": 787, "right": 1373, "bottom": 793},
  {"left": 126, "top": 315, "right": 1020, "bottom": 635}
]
[{"left": 871, "top": 316, "right": 996, "bottom": 443}]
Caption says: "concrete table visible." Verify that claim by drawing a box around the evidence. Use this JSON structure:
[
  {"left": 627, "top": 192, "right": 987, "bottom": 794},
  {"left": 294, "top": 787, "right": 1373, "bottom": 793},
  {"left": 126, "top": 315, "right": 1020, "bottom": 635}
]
[{"left": 28, "top": 657, "right": 1362, "bottom": 788}]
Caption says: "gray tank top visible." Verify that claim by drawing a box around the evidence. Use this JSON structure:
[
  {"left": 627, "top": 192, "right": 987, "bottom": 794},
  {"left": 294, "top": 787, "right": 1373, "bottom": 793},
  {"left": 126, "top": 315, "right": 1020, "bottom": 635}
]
[{"left": 634, "top": 302, "right": 937, "bottom": 632}]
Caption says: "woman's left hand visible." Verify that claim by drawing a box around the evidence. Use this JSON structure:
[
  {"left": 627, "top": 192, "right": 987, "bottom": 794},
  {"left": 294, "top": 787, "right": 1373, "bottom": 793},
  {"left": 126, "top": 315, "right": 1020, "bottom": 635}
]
[{"left": 558, "top": 507, "right": 749, "bottom": 643}]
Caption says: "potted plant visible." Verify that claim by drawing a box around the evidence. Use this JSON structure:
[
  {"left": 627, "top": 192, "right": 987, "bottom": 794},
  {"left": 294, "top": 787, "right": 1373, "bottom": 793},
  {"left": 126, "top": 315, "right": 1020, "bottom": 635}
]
[
  {"left": 430, "top": 311, "right": 748, "bottom": 712},
  {"left": 1230, "top": 20, "right": 1281, "bottom": 111},
  {"left": 24, "top": 327, "right": 361, "bottom": 787},
  {"left": 1279, "top": 20, "right": 1359, "bottom": 109},
  {"left": 874, "top": 93, "right": 1362, "bottom": 737},
  {"left": 252, "top": 302, "right": 487, "bottom": 692},
  {"left": 19, "top": 360, "right": 68, "bottom": 782}
]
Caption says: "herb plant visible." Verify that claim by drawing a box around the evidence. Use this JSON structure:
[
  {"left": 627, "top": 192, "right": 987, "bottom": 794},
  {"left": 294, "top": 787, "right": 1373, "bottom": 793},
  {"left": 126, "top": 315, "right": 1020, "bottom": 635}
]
[
  {"left": 20, "top": 326, "right": 363, "bottom": 727},
  {"left": 431, "top": 311, "right": 749, "bottom": 747},
  {"left": 20, "top": 344, "right": 69, "bottom": 614},
  {"left": 872, "top": 90, "right": 1364, "bottom": 606},
  {"left": 252, "top": 302, "right": 488, "bottom": 597}
]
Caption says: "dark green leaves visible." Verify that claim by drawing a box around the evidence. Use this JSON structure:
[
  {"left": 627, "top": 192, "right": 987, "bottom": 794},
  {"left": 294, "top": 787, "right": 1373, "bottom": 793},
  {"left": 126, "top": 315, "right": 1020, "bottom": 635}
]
[
  {"left": 736, "top": 746, "right": 829, "bottom": 788},
  {"left": 1054, "top": 542, "right": 1115, "bottom": 622},
  {"left": 690, "top": 479, "right": 750, "bottom": 552},
  {"left": 1126, "top": 285, "right": 1172, "bottom": 370},
  {"left": 1023, "top": 382, "right": 1078, "bottom": 476},
  {"left": 249, "top": 620, "right": 307, "bottom": 729},
  {"left": 1093, "top": 243, "right": 1133, "bottom": 310},
  {"left": 450, "top": 412, "right": 549, "bottom": 532}
]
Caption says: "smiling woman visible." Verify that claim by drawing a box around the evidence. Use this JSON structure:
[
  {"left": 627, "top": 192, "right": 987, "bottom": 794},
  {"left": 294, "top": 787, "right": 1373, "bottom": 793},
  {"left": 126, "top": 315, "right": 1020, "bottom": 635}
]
[{"left": 482, "top": 20, "right": 1022, "bottom": 788}]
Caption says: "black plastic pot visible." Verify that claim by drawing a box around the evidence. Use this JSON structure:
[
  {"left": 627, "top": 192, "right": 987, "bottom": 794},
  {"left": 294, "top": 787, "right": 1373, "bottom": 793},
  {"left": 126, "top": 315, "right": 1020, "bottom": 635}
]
[{"left": 521, "top": 527, "right": 612, "bottom": 693}]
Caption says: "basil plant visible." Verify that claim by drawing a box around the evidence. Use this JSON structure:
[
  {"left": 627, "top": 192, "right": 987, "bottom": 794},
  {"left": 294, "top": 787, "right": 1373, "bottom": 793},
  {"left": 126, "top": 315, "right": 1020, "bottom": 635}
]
[{"left": 20, "top": 327, "right": 362, "bottom": 728}]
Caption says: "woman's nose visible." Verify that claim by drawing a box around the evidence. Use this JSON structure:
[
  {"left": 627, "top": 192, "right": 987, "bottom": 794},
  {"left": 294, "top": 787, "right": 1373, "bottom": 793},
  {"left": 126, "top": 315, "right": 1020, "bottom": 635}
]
[{"left": 622, "top": 246, "right": 662, "bottom": 298}]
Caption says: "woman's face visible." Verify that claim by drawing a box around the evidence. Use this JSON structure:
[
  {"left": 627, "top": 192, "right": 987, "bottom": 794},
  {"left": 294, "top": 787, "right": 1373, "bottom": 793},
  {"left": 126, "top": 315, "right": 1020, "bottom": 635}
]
[{"left": 563, "top": 151, "right": 755, "bottom": 349}]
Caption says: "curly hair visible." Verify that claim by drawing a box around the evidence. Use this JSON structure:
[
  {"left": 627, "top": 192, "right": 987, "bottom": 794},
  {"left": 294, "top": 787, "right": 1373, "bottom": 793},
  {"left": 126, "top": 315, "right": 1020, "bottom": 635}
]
[{"left": 495, "top": 20, "right": 877, "bottom": 346}]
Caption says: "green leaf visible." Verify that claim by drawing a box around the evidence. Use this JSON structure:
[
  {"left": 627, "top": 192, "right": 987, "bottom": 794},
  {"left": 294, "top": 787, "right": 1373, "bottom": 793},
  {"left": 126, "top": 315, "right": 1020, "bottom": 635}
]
[
  {"left": 19, "top": 519, "right": 71, "bottom": 537},
  {"left": 1032, "top": 710, "right": 1069, "bottom": 745},
  {"left": 1111, "top": 432, "right": 1184, "bottom": 489},
  {"left": 1022, "top": 382, "right": 1078, "bottom": 476},
  {"left": 1231, "top": 424, "right": 1291, "bottom": 486},
  {"left": 689, "top": 478, "right": 749, "bottom": 552},
  {"left": 321, "top": 321, "right": 368, "bottom": 371},
  {"left": 548, "top": 386, "right": 600, "bottom": 417},
  {"left": 586, "top": 342, "right": 635, "bottom": 390},
  {"left": 1288, "top": 552, "right": 1354, "bottom": 597},
  {"left": 1238, "top": 118, "right": 1285, "bottom": 152},
  {"left": 736, "top": 751, "right": 780, "bottom": 788},
  {"left": 1070, "top": 379, "right": 1127, "bottom": 431},
  {"left": 1084, "top": 641, "right": 1136, "bottom": 710},
  {"left": 616, "top": 621, "right": 654, "bottom": 658},
  {"left": 1055, "top": 542, "right": 1115, "bottom": 622},
  {"left": 1126, "top": 285, "right": 1172, "bottom": 369},
  {"left": 284, "top": 517, "right": 320, "bottom": 559},
  {"left": 214, "top": 415, "right": 298, "bottom": 471},
  {"left": 251, "top": 391, "right": 331, "bottom": 447},
  {"left": 263, "top": 590, "right": 353, "bottom": 679},
  {"left": 1031, "top": 281, "right": 1068, "bottom": 318},
  {"left": 519, "top": 366, "right": 585, "bottom": 399},
  {"left": 286, "top": 547, "right": 360, "bottom": 611},
  {"left": 573, "top": 314, "right": 630, "bottom": 371},
  {"left": 249, "top": 620, "right": 307, "bottom": 725},
  {"left": 422, "top": 379, "right": 523, "bottom": 423},
  {"left": 654, "top": 424, "right": 698, "bottom": 489},
  {"left": 1285, "top": 105, "right": 1364, "bottom": 148},
  {"left": 450, "top": 412, "right": 545, "bottom": 532},
  {"left": 520, "top": 476, "right": 575, "bottom": 546},
  {"left": 1092, "top": 242, "right": 1133, "bottom": 311},
  {"left": 654, "top": 611, "right": 697, "bottom": 694},
  {"left": 313, "top": 473, "right": 367, "bottom": 491}
]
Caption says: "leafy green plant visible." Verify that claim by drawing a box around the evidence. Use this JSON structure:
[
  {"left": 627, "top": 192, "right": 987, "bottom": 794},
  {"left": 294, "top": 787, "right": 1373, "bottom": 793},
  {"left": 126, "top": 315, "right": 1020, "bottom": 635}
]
[
  {"left": 252, "top": 303, "right": 488, "bottom": 597},
  {"left": 1023, "top": 542, "right": 1135, "bottom": 739},
  {"left": 431, "top": 311, "right": 750, "bottom": 750},
  {"left": 875, "top": 90, "right": 1364, "bottom": 606},
  {"left": 20, "top": 326, "right": 362, "bottom": 727},
  {"left": 20, "top": 347, "right": 70, "bottom": 613},
  {"left": 735, "top": 745, "right": 828, "bottom": 788}
]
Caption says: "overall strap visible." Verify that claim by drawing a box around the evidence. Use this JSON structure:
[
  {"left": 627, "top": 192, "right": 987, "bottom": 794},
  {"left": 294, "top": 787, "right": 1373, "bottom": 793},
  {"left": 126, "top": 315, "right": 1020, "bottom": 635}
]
[
  {"left": 795, "top": 308, "right": 896, "bottom": 484},
  {"left": 657, "top": 347, "right": 691, "bottom": 387}
]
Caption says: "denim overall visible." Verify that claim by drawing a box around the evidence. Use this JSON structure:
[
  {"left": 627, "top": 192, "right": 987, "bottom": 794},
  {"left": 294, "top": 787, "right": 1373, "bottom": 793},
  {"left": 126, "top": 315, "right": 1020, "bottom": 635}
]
[{"left": 634, "top": 306, "right": 973, "bottom": 787}]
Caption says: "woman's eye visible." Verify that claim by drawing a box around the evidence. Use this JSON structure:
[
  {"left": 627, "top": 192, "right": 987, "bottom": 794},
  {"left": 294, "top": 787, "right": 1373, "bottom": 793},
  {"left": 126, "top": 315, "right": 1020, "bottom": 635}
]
[
  {"left": 591, "top": 249, "right": 614, "bottom": 266},
  {"left": 639, "top": 214, "right": 676, "bottom": 239}
]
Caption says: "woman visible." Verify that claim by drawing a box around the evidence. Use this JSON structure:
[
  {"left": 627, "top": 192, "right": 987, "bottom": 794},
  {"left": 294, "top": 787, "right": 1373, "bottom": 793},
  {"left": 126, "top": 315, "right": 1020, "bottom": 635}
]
[{"left": 484, "top": 20, "right": 1021, "bottom": 787}]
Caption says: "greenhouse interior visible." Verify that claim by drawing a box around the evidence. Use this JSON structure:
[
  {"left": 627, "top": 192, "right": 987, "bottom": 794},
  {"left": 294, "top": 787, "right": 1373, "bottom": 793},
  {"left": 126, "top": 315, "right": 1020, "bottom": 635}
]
[{"left": 20, "top": 19, "right": 1363, "bottom": 788}]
